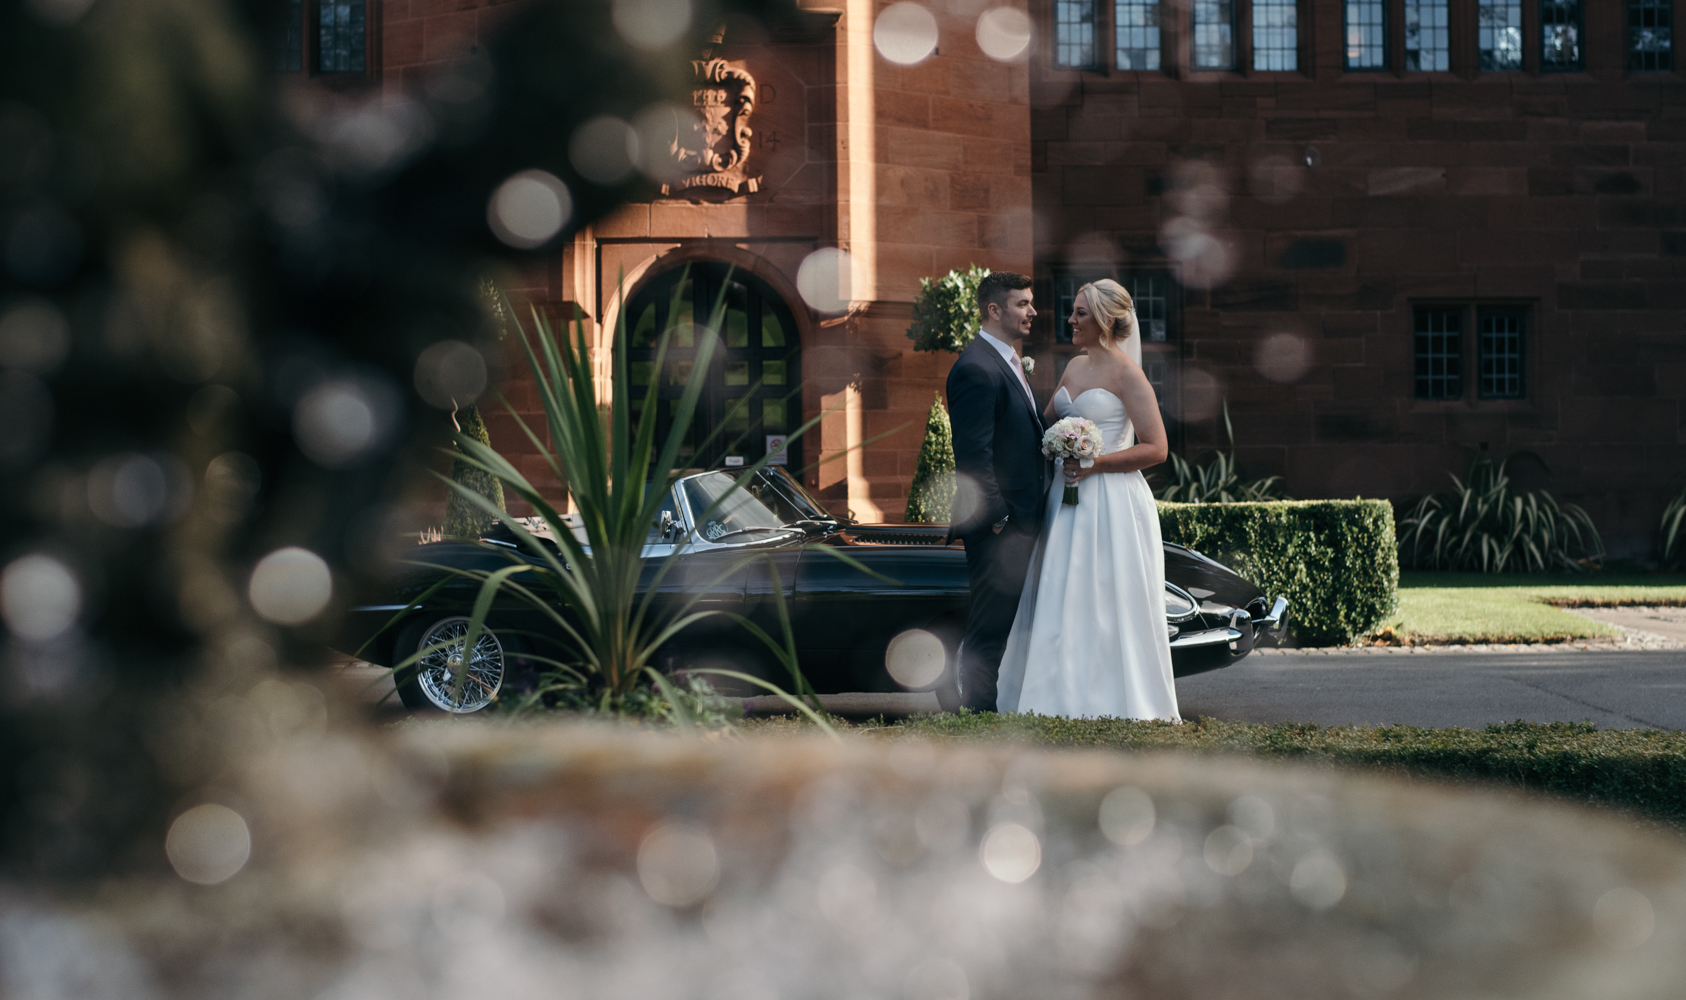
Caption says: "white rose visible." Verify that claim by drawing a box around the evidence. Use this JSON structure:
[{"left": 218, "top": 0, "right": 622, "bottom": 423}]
[{"left": 1020, "top": 356, "right": 1034, "bottom": 376}]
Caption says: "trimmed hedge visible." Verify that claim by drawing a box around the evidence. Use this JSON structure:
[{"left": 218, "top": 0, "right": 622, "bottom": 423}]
[
  {"left": 1158, "top": 499, "right": 1398, "bottom": 647},
  {"left": 883, "top": 714, "right": 1686, "bottom": 832}
]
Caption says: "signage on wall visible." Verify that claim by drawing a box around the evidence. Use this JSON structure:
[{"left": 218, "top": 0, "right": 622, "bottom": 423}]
[
  {"left": 724, "top": 456, "right": 745, "bottom": 467},
  {"left": 765, "top": 435, "right": 788, "bottom": 465}
]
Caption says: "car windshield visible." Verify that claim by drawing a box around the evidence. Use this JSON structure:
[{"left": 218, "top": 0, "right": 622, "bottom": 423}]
[{"left": 679, "top": 472, "right": 790, "bottom": 542}]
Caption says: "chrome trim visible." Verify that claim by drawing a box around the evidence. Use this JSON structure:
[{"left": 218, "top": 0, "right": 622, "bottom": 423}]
[
  {"left": 351, "top": 604, "right": 410, "bottom": 612},
  {"left": 1254, "top": 596, "right": 1290, "bottom": 638},
  {"left": 1169, "top": 627, "right": 1245, "bottom": 649},
  {"left": 1164, "top": 582, "right": 1202, "bottom": 622}
]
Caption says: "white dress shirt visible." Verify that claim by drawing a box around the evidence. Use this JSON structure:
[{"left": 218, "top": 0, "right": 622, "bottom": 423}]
[{"left": 978, "top": 329, "right": 1035, "bottom": 407}]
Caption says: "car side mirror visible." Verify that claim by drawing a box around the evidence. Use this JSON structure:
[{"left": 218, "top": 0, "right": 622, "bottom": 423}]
[{"left": 659, "top": 510, "right": 679, "bottom": 541}]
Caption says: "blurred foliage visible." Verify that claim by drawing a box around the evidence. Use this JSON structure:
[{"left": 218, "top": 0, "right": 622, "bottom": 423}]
[
  {"left": 1661, "top": 485, "right": 1686, "bottom": 569},
  {"left": 442, "top": 404, "right": 503, "bottom": 539},
  {"left": 906, "top": 264, "right": 989, "bottom": 353},
  {"left": 903, "top": 392, "right": 954, "bottom": 523},
  {"left": 1158, "top": 499, "right": 1399, "bottom": 647},
  {"left": 1397, "top": 456, "right": 1605, "bottom": 574},
  {"left": 1152, "top": 403, "right": 1289, "bottom": 503},
  {"left": 0, "top": 0, "right": 793, "bottom": 881},
  {"left": 833, "top": 714, "right": 1686, "bottom": 833}
]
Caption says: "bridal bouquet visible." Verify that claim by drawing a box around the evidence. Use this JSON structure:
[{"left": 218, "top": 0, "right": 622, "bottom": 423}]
[{"left": 1041, "top": 416, "right": 1103, "bottom": 506}]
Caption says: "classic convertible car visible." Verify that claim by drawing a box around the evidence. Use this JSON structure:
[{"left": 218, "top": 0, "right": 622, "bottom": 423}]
[{"left": 340, "top": 467, "right": 1288, "bottom": 714}]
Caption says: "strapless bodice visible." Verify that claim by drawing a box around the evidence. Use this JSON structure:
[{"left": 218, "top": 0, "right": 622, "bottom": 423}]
[{"left": 1052, "top": 386, "right": 1134, "bottom": 454}]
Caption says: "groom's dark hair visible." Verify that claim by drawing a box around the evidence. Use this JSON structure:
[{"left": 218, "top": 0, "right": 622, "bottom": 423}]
[{"left": 976, "top": 271, "right": 1033, "bottom": 320}]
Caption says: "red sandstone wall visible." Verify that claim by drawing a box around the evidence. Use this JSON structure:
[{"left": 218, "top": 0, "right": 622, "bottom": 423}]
[{"left": 1028, "top": 0, "right": 1686, "bottom": 557}]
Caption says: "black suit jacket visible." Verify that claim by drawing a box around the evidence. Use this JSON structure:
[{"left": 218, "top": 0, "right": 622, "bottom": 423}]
[{"left": 945, "top": 337, "right": 1049, "bottom": 540}]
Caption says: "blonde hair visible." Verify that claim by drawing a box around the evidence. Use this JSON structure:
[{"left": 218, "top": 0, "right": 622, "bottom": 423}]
[{"left": 1077, "top": 279, "right": 1135, "bottom": 347}]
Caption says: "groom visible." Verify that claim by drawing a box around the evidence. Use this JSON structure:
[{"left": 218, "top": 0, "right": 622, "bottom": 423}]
[{"left": 945, "top": 271, "right": 1048, "bottom": 712}]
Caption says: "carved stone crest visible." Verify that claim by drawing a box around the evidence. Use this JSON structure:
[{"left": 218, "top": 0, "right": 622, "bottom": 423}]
[{"left": 661, "top": 32, "right": 761, "bottom": 197}]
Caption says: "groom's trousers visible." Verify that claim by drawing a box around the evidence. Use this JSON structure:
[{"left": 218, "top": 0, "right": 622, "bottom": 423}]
[{"left": 958, "top": 521, "right": 1038, "bottom": 712}]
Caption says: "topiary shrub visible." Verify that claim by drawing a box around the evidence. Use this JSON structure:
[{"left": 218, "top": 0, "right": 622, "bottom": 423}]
[
  {"left": 904, "top": 393, "right": 955, "bottom": 523},
  {"left": 1158, "top": 499, "right": 1399, "bottom": 647},
  {"left": 443, "top": 404, "right": 506, "bottom": 539},
  {"left": 906, "top": 265, "right": 989, "bottom": 353}
]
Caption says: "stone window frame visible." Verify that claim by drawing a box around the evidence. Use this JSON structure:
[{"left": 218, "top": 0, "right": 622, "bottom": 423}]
[
  {"left": 1345, "top": 0, "right": 1393, "bottom": 70},
  {"left": 1628, "top": 0, "right": 1673, "bottom": 71},
  {"left": 277, "top": 0, "right": 381, "bottom": 85},
  {"left": 1408, "top": 302, "right": 1532, "bottom": 405},
  {"left": 1036, "top": 0, "right": 1310, "bottom": 78},
  {"left": 1540, "top": 0, "right": 1586, "bottom": 70}
]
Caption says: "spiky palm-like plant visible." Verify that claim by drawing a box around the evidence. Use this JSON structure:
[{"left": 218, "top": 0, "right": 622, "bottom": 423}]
[
  {"left": 1152, "top": 403, "right": 1289, "bottom": 504},
  {"left": 413, "top": 278, "right": 839, "bottom": 729},
  {"left": 1397, "top": 456, "right": 1604, "bottom": 573},
  {"left": 904, "top": 393, "right": 955, "bottom": 523},
  {"left": 1659, "top": 485, "right": 1686, "bottom": 569}
]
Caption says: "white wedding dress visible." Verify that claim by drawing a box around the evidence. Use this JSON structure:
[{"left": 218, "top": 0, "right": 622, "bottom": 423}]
[{"left": 995, "top": 385, "right": 1181, "bottom": 721}]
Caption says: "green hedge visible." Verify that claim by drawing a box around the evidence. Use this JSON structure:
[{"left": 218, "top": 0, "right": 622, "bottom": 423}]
[
  {"left": 1157, "top": 499, "right": 1398, "bottom": 647},
  {"left": 885, "top": 714, "right": 1686, "bottom": 832}
]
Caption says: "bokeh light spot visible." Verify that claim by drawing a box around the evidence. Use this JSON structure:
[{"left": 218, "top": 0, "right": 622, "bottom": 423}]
[
  {"left": 1097, "top": 786, "right": 1155, "bottom": 845},
  {"left": 0, "top": 553, "right": 80, "bottom": 644},
  {"left": 248, "top": 547, "right": 332, "bottom": 625},
  {"left": 293, "top": 377, "right": 397, "bottom": 467},
  {"left": 874, "top": 3, "right": 940, "bottom": 64},
  {"left": 570, "top": 115, "right": 640, "bottom": 186},
  {"left": 1203, "top": 825, "right": 1252, "bottom": 876},
  {"left": 414, "top": 340, "right": 488, "bottom": 409},
  {"left": 1289, "top": 851, "right": 1347, "bottom": 909},
  {"left": 638, "top": 821, "right": 720, "bottom": 907},
  {"left": 796, "top": 247, "right": 853, "bottom": 314},
  {"left": 165, "top": 804, "right": 251, "bottom": 885},
  {"left": 1255, "top": 332, "right": 1312, "bottom": 383},
  {"left": 0, "top": 299, "right": 70, "bottom": 373},
  {"left": 885, "top": 629, "right": 946, "bottom": 688},
  {"left": 612, "top": 0, "right": 693, "bottom": 50},
  {"left": 976, "top": 7, "right": 1032, "bottom": 61},
  {"left": 1593, "top": 887, "right": 1655, "bottom": 949},
  {"left": 980, "top": 822, "right": 1040, "bottom": 883},
  {"left": 487, "top": 170, "right": 571, "bottom": 249}
]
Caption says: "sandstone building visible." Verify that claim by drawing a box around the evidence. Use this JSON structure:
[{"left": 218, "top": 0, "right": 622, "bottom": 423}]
[{"left": 291, "top": 0, "right": 1684, "bottom": 556}]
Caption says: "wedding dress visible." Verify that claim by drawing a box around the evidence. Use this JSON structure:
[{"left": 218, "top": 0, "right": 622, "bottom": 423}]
[{"left": 994, "top": 385, "right": 1181, "bottom": 721}]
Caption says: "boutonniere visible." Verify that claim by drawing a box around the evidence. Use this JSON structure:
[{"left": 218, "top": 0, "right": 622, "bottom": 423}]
[{"left": 1020, "top": 356, "right": 1035, "bottom": 377}]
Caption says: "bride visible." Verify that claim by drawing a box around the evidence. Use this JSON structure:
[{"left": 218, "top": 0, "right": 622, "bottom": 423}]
[{"left": 995, "top": 278, "right": 1181, "bottom": 721}]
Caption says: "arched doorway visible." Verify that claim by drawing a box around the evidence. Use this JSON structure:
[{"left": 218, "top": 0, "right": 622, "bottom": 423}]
[{"left": 621, "top": 262, "right": 802, "bottom": 472}]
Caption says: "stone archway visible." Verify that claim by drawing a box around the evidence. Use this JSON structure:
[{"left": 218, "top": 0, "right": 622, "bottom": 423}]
[{"left": 620, "top": 261, "right": 803, "bottom": 472}]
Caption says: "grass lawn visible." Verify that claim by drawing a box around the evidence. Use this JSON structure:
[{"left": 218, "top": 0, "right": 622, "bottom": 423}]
[
  {"left": 744, "top": 713, "right": 1686, "bottom": 832},
  {"left": 1375, "top": 571, "right": 1686, "bottom": 644}
]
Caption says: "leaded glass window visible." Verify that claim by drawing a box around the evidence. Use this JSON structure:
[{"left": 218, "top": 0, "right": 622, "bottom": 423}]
[
  {"left": 1404, "top": 0, "right": 1450, "bottom": 70},
  {"left": 1124, "top": 273, "right": 1170, "bottom": 343},
  {"left": 1253, "top": 0, "right": 1298, "bottom": 70},
  {"left": 1414, "top": 309, "right": 1462, "bottom": 401},
  {"left": 1055, "top": 0, "right": 1100, "bottom": 68},
  {"left": 1541, "top": 0, "right": 1582, "bottom": 69},
  {"left": 1115, "top": 0, "right": 1162, "bottom": 70},
  {"left": 1479, "top": 0, "right": 1524, "bottom": 69},
  {"left": 1478, "top": 310, "right": 1525, "bottom": 399},
  {"left": 319, "top": 1, "right": 367, "bottom": 73},
  {"left": 1192, "top": 0, "right": 1236, "bottom": 70},
  {"left": 1631, "top": 0, "right": 1672, "bottom": 69},
  {"left": 1345, "top": 0, "right": 1388, "bottom": 69}
]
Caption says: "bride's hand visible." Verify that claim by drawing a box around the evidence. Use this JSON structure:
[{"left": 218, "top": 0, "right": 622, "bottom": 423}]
[{"left": 1063, "top": 461, "right": 1100, "bottom": 486}]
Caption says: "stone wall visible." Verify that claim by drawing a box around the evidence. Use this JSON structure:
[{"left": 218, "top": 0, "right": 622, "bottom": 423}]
[{"left": 1027, "top": 0, "right": 1686, "bottom": 557}]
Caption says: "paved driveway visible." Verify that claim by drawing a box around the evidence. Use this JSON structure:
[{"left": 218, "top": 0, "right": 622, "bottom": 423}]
[{"left": 1176, "top": 650, "right": 1686, "bottom": 730}]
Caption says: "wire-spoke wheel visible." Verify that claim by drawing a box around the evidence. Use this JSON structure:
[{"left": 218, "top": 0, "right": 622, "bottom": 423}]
[{"left": 404, "top": 616, "right": 505, "bottom": 714}]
